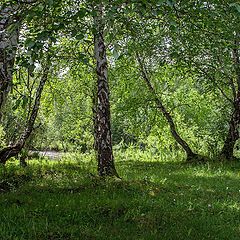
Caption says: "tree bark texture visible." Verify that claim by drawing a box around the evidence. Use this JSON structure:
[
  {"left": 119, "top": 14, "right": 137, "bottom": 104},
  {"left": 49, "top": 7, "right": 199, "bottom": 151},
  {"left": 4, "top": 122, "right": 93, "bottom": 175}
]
[
  {"left": 0, "top": 3, "right": 20, "bottom": 120},
  {"left": 220, "top": 98, "right": 240, "bottom": 160},
  {"left": 93, "top": 4, "right": 119, "bottom": 177},
  {"left": 0, "top": 63, "right": 50, "bottom": 164},
  {"left": 136, "top": 54, "right": 198, "bottom": 161}
]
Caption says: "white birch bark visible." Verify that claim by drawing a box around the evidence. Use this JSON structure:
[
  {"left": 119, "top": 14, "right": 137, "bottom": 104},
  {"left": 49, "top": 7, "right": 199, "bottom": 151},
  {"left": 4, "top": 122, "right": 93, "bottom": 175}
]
[
  {"left": 93, "top": 3, "right": 119, "bottom": 177},
  {"left": 0, "top": 3, "right": 19, "bottom": 119}
]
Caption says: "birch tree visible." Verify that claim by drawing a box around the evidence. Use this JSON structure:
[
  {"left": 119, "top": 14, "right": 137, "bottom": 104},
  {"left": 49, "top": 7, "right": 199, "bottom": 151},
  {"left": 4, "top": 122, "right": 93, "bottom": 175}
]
[
  {"left": 0, "top": 53, "right": 51, "bottom": 164},
  {"left": 0, "top": 1, "right": 20, "bottom": 120},
  {"left": 0, "top": 0, "right": 40, "bottom": 121},
  {"left": 168, "top": 1, "right": 240, "bottom": 160},
  {"left": 93, "top": 2, "right": 119, "bottom": 177}
]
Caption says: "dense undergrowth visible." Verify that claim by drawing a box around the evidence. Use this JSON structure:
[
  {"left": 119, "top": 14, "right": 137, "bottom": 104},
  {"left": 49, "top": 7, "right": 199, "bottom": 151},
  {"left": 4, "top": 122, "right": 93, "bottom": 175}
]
[{"left": 1, "top": 151, "right": 240, "bottom": 240}]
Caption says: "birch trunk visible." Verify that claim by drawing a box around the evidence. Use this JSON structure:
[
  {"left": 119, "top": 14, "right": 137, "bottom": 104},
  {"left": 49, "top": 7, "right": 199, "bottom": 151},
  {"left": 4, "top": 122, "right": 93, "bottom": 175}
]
[
  {"left": 220, "top": 99, "right": 240, "bottom": 160},
  {"left": 93, "top": 3, "right": 119, "bottom": 177},
  {"left": 136, "top": 54, "right": 202, "bottom": 161},
  {"left": 0, "top": 3, "right": 19, "bottom": 120}
]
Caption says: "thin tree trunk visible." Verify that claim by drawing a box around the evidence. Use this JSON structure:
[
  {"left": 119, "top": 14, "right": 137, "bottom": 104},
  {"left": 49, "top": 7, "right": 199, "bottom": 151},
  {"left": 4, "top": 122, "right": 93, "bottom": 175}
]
[
  {"left": 0, "top": 61, "right": 50, "bottom": 164},
  {"left": 0, "top": 3, "right": 20, "bottom": 120},
  {"left": 93, "top": 3, "right": 119, "bottom": 177},
  {"left": 220, "top": 99, "right": 240, "bottom": 160},
  {"left": 136, "top": 54, "right": 200, "bottom": 161}
]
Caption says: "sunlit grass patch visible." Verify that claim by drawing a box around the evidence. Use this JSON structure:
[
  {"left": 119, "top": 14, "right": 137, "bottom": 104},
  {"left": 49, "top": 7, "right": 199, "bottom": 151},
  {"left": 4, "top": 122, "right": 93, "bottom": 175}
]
[{"left": 1, "top": 152, "right": 240, "bottom": 239}]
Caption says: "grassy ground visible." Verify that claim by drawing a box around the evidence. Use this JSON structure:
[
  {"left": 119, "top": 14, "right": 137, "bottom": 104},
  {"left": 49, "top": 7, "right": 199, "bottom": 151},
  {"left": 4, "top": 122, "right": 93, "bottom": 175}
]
[{"left": 0, "top": 151, "right": 240, "bottom": 240}]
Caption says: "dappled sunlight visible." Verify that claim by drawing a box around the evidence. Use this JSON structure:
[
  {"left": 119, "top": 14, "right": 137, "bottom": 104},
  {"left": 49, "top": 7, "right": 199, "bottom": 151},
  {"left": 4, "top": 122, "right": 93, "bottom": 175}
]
[
  {"left": 1, "top": 0, "right": 239, "bottom": 239},
  {"left": 1, "top": 153, "right": 240, "bottom": 239}
]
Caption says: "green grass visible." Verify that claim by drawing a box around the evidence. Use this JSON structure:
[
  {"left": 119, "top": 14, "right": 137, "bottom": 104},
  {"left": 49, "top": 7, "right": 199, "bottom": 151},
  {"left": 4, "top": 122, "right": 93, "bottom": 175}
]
[{"left": 1, "top": 151, "right": 240, "bottom": 239}]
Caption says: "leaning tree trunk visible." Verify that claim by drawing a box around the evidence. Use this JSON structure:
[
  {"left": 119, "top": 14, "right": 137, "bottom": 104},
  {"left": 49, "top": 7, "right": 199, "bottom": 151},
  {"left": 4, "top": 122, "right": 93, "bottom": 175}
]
[
  {"left": 136, "top": 54, "right": 200, "bottom": 161},
  {"left": 93, "top": 4, "right": 119, "bottom": 177},
  {"left": 0, "top": 3, "right": 20, "bottom": 120},
  {"left": 0, "top": 63, "right": 50, "bottom": 164}
]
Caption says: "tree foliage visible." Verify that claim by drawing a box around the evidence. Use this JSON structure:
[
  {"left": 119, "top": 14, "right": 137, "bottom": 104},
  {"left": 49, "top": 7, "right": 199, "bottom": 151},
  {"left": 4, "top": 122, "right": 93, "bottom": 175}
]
[{"left": 0, "top": 0, "right": 240, "bottom": 172}]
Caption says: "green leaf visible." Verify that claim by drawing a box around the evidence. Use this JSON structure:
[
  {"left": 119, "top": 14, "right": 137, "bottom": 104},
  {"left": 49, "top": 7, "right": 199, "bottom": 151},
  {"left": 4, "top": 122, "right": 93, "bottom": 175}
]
[
  {"left": 46, "top": 0, "right": 54, "bottom": 6},
  {"left": 13, "top": 99, "right": 21, "bottom": 111},
  {"left": 166, "top": 0, "right": 175, "bottom": 7},
  {"left": 230, "top": 3, "right": 240, "bottom": 13},
  {"left": 78, "top": 8, "right": 87, "bottom": 18},
  {"left": 37, "top": 31, "right": 50, "bottom": 41},
  {"left": 78, "top": 53, "right": 86, "bottom": 59},
  {"left": 21, "top": 96, "right": 29, "bottom": 109},
  {"left": 75, "top": 34, "right": 85, "bottom": 40},
  {"left": 25, "top": 39, "right": 35, "bottom": 48}
]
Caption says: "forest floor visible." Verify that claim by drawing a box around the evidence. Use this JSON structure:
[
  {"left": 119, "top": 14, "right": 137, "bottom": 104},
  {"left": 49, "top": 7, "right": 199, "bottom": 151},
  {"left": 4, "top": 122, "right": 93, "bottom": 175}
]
[{"left": 0, "top": 151, "right": 240, "bottom": 240}]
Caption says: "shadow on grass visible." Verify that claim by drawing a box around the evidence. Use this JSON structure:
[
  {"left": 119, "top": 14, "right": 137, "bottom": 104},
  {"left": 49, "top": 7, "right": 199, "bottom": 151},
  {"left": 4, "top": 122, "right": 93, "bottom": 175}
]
[{"left": 0, "top": 160, "right": 240, "bottom": 239}]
